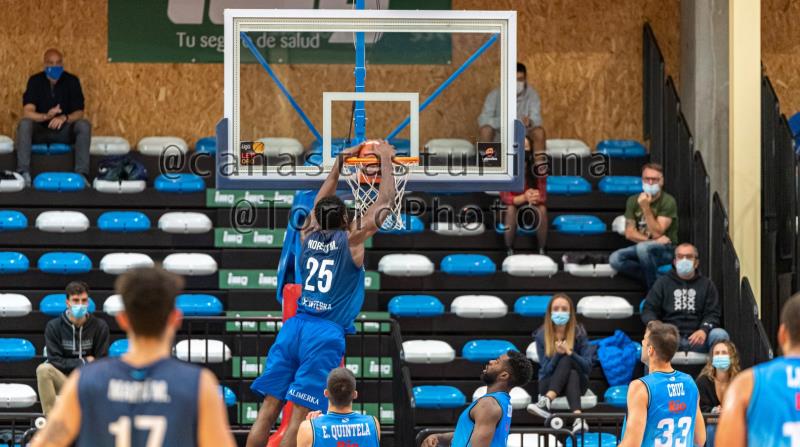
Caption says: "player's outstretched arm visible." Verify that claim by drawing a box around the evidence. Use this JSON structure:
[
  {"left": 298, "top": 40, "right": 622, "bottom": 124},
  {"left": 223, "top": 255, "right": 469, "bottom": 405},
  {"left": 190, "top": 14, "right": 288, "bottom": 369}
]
[
  {"left": 468, "top": 397, "right": 503, "bottom": 447},
  {"left": 296, "top": 420, "right": 313, "bottom": 447},
  {"left": 693, "top": 400, "right": 706, "bottom": 447},
  {"left": 618, "top": 380, "right": 648, "bottom": 447},
  {"left": 198, "top": 369, "right": 236, "bottom": 447},
  {"left": 714, "top": 369, "right": 753, "bottom": 447},
  {"left": 302, "top": 145, "right": 361, "bottom": 242},
  {"left": 31, "top": 372, "right": 81, "bottom": 447},
  {"left": 349, "top": 141, "right": 396, "bottom": 247}
]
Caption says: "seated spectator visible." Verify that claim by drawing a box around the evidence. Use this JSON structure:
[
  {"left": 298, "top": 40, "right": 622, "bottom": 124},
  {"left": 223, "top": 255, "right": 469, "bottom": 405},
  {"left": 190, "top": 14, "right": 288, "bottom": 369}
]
[
  {"left": 609, "top": 163, "right": 677, "bottom": 288},
  {"left": 641, "top": 243, "right": 729, "bottom": 352},
  {"left": 529, "top": 293, "right": 594, "bottom": 434},
  {"left": 36, "top": 281, "right": 109, "bottom": 416},
  {"left": 479, "top": 62, "right": 546, "bottom": 152},
  {"left": 696, "top": 340, "right": 740, "bottom": 413},
  {"left": 15, "top": 48, "right": 91, "bottom": 187},
  {"left": 499, "top": 135, "right": 548, "bottom": 255}
]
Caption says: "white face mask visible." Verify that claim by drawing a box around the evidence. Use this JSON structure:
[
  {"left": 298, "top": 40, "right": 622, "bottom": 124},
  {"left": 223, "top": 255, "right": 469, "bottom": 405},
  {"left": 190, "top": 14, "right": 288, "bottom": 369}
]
[{"left": 516, "top": 81, "right": 525, "bottom": 95}]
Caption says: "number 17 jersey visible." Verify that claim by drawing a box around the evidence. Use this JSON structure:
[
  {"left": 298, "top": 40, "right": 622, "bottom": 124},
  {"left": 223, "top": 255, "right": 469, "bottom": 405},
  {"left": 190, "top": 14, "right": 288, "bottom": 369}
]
[
  {"left": 639, "top": 370, "right": 698, "bottom": 447},
  {"left": 298, "top": 230, "right": 365, "bottom": 332}
]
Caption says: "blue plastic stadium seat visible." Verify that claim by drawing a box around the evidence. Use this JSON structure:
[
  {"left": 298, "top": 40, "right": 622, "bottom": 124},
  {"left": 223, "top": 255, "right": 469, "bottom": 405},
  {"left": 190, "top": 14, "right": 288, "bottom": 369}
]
[
  {"left": 0, "top": 252, "right": 29, "bottom": 274},
  {"left": 789, "top": 112, "right": 800, "bottom": 138},
  {"left": 195, "top": 137, "right": 216, "bottom": 154},
  {"left": 657, "top": 264, "right": 673, "bottom": 277},
  {"left": 176, "top": 294, "right": 223, "bottom": 316},
  {"left": 388, "top": 295, "right": 445, "bottom": 317},
  {"left": 0, "top": 338, "right": 35, "bottom": 362},
  {"left": 596, "top": 140, "right": 647, "bottom": 158},
  {"left": 441, "top": 254, "right": 496, "bottom": 276},
  {"left": 98, "top": 211, "right": 151, "bottom": 232},
  {"left": 38, "top": 252, "right": 92, "bottom": 274},
  {"left": 109, "top": 339, "right": 129, "bottom": 358},
  {"left": 514, "top": 295, "right": 553, "bottom": 317},
  {"left": 378, "top": 214, "right": 424, "bottom": 234},
  {"left": 566, "top": 433, "right": 618, "bottom": 447},
  {"left": 546, "top": 176, "right": 592, "bottom": 195},
  {"left": 220, "top": 386, "right": 237, "bottom": 407},
  {"left": 40, "top": 294, "right": 97, "bottom": 317},
  {"left": 413, "top": 385, "right": 466, "bottom": 409},
  {"left": 598, "top": 176, "right": 642, "bottom": 195},
  {"left": 154, "top": 174, "right": 205, "bottom": 193},
  {"left": 0, "top": 211, "right": 27, "bottom": 231},
  {"left": 462, "top": 340, "right": 518, "bottom": 363},
  {"left": 31, "top": 143, "right": 71, "bottom": 155},
  {"left": 495, "top": 223, "right": 535, "bottom": 235},
  {"left": 552, "top": 215, "right": 607, "bottom": 235},
  {"left": 604, "top": 385, "right": 628, "bottom": 408},
  {"left": 34, "top": 172, "right": 85, "bottom": 192}
]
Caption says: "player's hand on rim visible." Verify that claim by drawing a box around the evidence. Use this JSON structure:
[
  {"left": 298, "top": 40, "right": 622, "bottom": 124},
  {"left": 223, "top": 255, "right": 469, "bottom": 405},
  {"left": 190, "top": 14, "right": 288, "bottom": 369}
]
[{"left": 373, "top": 140, "right": 396, "bottom": 159}]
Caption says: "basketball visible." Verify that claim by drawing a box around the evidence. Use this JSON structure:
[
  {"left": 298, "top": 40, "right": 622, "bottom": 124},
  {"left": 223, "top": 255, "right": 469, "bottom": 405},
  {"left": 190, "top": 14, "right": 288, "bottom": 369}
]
[{"left": 358, "top": 140, "right": 381, "bottom": 159}]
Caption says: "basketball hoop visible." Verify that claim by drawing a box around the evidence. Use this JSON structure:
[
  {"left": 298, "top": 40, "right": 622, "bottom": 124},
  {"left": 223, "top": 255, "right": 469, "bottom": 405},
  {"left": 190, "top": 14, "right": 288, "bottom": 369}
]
[{"left": 343, "top": 155, "right": 418, "bottom": 230}]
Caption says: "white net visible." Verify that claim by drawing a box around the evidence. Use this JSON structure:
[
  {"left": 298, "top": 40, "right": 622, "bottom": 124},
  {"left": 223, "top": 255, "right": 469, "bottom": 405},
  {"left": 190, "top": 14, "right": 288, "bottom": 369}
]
[{"left": 343, "top": 158, "right": 417, "bottom": 230}]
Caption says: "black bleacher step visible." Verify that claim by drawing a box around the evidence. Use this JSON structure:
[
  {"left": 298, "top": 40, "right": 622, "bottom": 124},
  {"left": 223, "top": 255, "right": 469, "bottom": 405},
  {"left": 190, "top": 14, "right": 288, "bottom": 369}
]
[
  {"left": 0, "top": 270, "right": 217, "bottom": 290},
  {"left": 0, "top": 228, "right": 213, "bottom": 248},
  {"left": 397, "top": 314, "right": 644, "bottom": 337},
  {"left": 408, "top": 359, "right": 612, "bottom": 382},
  {"left": 373, "top": 230, "right": 627, "bottom": 252},
  {"left": 0, "top": 190, "right": 206, "bottom": 208},
  {"left": 380, "top": 272, "right": 643, "bottom": 292}
]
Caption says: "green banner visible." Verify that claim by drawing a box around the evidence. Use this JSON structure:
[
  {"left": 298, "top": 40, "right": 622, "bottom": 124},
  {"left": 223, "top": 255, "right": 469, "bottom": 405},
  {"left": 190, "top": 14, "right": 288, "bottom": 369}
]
[
  {"left": 108, "top": 0, "right": 451, "bottom": 63},
  {"left": 207, "top": 189, "right": 296, "bottom": 208},
  {"left": 219, "top": 269, "right": 380, "bottom": 290},
  {"left": 214, "top": 227, "right": 371, "bottom": 248}
]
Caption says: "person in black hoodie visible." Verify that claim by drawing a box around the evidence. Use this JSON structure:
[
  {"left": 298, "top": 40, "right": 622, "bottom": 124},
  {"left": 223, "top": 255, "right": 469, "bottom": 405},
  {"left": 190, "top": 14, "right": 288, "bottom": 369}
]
[
  {"left": 36, "top": 281, "right": 109, "bottom": 416},
  {"left": 641, "top": 243, "right": 729, "bottom": 353}
]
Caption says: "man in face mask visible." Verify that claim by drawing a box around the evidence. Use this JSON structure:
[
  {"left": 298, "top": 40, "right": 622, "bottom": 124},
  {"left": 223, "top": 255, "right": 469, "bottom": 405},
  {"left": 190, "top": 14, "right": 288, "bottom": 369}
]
[
  {"left": 15, "top": 48, "right": 92, "bottom": 187},
  {"left": 640, "top": 243, "right": 729, "bottom": 353},
  {"left": 36, "top": 281, "right": 109, "bottom": 416},
  {"left": 609, "top": 163, "right": 679, "bottom": 288},
  {"left": 478, "top": 62, "right": 546, "bottom": 152}
]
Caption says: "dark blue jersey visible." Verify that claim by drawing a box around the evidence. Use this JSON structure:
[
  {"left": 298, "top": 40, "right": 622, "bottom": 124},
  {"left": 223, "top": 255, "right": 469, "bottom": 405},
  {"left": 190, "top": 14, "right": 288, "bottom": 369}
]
[
  {"left": 76, "top": 357, "right": 202, "bottom": 447},
  {"left": 747, "top": 356, "right": 800, "bottom": 447},
  {"left": 298, "top": 230, "right": 365, "bottom": 331}
]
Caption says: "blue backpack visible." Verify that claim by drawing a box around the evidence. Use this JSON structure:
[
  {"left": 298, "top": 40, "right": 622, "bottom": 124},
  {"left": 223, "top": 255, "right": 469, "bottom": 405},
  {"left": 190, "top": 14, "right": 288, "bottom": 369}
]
[{"left": 590, "top": 330, "right": 638, "bottom": 386}]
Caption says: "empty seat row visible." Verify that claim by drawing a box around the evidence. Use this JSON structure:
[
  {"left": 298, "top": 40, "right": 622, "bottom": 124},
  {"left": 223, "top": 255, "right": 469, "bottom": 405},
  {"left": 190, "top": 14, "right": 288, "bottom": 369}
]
[
  {"left": 0, "top": 252, "right": 217, "bottom": 275},
  {"left": 391, "top": 294, "right": 635, "bottom": 320},
  {"left": 412, "top": 384, "right": 598, "bottom": 412},
  {"left": 0, "top": 210, "right": 212, "bottom": 234},
  {"left": 378, "top": 253, "right": 618, "bottom": 278},
  {"left": 546, "top": 176, "right": 643, "bottom": 196},
  {"left": 0, "top": 293, "right": 222, "bottom": 318}
]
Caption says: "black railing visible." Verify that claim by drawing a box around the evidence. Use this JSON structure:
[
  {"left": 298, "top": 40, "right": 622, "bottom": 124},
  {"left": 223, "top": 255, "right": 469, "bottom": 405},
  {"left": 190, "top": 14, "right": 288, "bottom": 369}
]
[
  {"left": 0, "top": 412, "right": 41, "bottom": 446},
  {"left": 742, "top": 278, "right": 775, "bottom": 366},
  {"left": 692, "top": 152, "right": 711, "bottom": 275},
  {"left": 643, "top": 23, "right": 666, "bottom": 163},
  {"left": 416, "top": 427, "right": 577, "bottom": 447}
]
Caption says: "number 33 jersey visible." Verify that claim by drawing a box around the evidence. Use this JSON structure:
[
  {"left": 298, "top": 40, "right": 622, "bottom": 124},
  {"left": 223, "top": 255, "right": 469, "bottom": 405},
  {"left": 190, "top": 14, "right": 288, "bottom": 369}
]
[
  {"left": 639, "top": 370, "right": 699, "bottom": 447},
  {"left": 298, "top": 230, "right": 365, "bottom": 332},
  {"left": 77, "top": 357, "right": 202, "bottom": 447}
]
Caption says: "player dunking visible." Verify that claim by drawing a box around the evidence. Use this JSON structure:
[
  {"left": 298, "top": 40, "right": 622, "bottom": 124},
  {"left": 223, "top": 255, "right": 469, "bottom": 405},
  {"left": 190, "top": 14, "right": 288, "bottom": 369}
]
[
  {"left": 246, "top": 141, "right": 397, "bottom": 447},
  {"left": 296, "top": 367, "right": 381, "bottom": 447},
  {"left": 715, "top": 293, "right": 800, "bottom": 447},
  {"left": 31, "top": 267, "right": 235, "bottom": 447},
  {"left": 619, "top": 321, "right": 705, "bottom": 447},
  {"left": 421, "top": 351, "right": 533, "bottom": 447}
]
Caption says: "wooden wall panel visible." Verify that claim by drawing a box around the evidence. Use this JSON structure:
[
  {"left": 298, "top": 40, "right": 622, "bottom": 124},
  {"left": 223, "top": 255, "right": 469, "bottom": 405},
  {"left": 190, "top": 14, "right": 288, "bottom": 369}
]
[
  {"left": 763, "top": 0, "right": 800, "bottom": 116},
  {"left": 0, "top": 0, "right": 679, "bottom": 151}
]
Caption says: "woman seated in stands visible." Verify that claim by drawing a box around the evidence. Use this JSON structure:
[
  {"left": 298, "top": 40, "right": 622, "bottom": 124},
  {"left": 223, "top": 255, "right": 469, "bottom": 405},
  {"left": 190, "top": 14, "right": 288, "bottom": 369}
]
[
  {"left": 499, "top": 135, "right": 548, "bottom": 256},
  {"left": 696, "top": 339, "right": 740, "bottom": 413},
  {"left": 529, "top": 293, "right": 593, "bottom": 434}
]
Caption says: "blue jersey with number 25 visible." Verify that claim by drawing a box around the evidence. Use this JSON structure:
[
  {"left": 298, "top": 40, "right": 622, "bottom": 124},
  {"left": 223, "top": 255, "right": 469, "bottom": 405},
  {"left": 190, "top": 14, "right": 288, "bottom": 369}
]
[{"left": 298, "top": 230, "right": 365, "bottom": 332}]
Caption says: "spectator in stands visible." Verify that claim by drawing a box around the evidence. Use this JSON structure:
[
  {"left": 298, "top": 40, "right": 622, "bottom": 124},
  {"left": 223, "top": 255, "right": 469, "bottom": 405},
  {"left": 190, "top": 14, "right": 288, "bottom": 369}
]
[
  {"left": 479, "top": 62, "right": 546, "bottom": 152},
  {"left": 529, "top": 293, "right": 594, "bottom": 434},
  {"left": 36, "top": 281, "right": 108, "bottom": 416},
  {"left": 696, "top": 340, "right": 740, "bottom": 413},
  {"left": 641, "top": 243, "right": 729, "bottom": 353},
  {"left": 609, "top": 163, "right": 678, "bottom": 288},
  {"left": 499, "top": 135, "right": 548, "bottom": 255},
  {"left": 15, "top": 48, "right": 91, "bottom": 187}
]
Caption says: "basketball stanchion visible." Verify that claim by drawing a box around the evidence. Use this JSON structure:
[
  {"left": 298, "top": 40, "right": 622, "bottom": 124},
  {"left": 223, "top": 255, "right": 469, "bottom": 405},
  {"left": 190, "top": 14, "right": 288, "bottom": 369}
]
[{"left": 265, "top": 283, "right": 300, "bottom": 447}]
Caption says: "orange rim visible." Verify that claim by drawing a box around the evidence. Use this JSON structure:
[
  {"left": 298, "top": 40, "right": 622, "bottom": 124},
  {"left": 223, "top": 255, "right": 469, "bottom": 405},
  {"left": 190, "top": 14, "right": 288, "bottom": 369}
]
[{"left": 344, "top": 156, "right": 419, "bottom": 165}]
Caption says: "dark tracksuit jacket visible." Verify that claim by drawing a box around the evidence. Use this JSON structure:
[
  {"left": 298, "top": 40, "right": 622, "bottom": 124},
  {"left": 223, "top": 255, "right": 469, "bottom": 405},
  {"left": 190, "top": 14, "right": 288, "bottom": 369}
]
[
  {"left": 44, "top": 312, "right": 110, "bottom": 375},
  {"left": 641, "top": 270, "right": 722, "bottom": 336}
]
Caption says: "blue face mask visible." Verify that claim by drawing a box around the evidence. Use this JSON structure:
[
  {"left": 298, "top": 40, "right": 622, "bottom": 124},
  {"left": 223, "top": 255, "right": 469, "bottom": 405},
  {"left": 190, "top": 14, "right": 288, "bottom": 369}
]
[
  {"left": 675, "top": 258, "right": 695, "bottom": 277},
  {"left": 642, "top": 183, "right": 660, "bottom": 196},
  {"left": 69, "top": 303, "right": 88, "bottom": 319},
  {"left": 45, "top": 65, "right": 64, "bottom": 81},
  {"left": 551, "top": 311, "right": 570, "bottom": 326},
  {"left": 712, "top": 354, "right": 731, "bottom": 370}
]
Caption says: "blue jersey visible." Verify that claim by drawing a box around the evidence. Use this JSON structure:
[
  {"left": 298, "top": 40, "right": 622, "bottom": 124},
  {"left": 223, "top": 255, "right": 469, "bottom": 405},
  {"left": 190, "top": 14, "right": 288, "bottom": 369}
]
[
  {"left": 452, "top": 392, "right": 513, "bottom": 447},
  {"left": 747, "top": 356, "right": 800, "bottom": 447},
  {"left": 633, "top": 370, "right": 699, "bottom": 447},
  {"left": 310, "top": 411, "right": 379, "bottom": 447},
  {"left": 76, "top": 357, "right": 202, "bottom": 447},
  {"left": 298, "top": 230, "right": 365, "bottom": 331}
]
